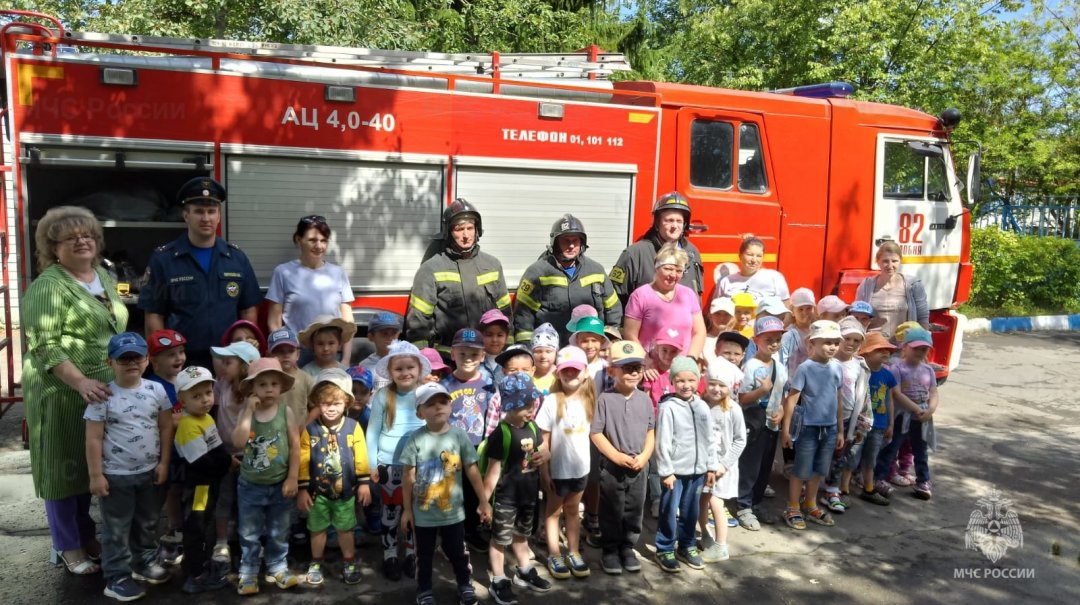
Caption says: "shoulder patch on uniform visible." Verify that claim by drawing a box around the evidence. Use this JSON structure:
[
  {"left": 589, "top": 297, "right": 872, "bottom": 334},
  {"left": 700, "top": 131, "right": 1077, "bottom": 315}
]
[
  {"left": 154, "top": 242, "right": 173, "bottom": 253},
  {"left": 227, "top": 241, "right": 241, "bottom": 250},
  {"left": 519, "top": 280, "right": 535, "bottom": 296},
  {"left": 609, "top": 266, "right": 626, "bottom": 284}
]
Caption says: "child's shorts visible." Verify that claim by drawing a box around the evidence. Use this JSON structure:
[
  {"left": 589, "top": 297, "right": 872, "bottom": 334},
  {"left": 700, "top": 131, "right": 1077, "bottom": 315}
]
[
  {"left": 491, "top": 501, "right": 534, "bottom": 545},
  {"left": 308, "top": 494, "right": 358, "bottom": 533},
  {"left": 552, "top": 476, "right": 587, "bottom": 497},
  {"left": 859, "top": 428, "right": 887, "bottom": 472},
  {"left": 792, "top": 425, "right": 837, "bottom": 480}
]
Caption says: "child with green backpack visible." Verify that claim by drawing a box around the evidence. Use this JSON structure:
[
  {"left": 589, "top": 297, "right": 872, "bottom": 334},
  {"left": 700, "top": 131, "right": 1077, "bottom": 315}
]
[{"left": 482, "top": 372, "right": 551, "bottom": 605}]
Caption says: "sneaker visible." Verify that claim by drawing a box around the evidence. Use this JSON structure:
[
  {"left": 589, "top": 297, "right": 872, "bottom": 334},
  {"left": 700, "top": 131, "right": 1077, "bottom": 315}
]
[
  {"left": 821, "top": 493, "right": 847, "bottom": 514},
  {"left": 583, "top": 519, "right": 601, "bottom": 549},
  {"left": 860, "top": 489, "right": 891, "bottom": 506},
  {"left": 736, "top": 508, "right": 760, "bottom": 531},
  {"left": 131, "top": 562, "right": 172, "bottom": 585},
  {"left": 889, "top": 473, "right": 915, "bottom": 487},
  {"left": 265, "top": 570, "right": 299, "bottom": 589},
  {"left": 546, "top": 555, "right": 571, "bottom": 580},
  {"left": 676, "top": 546, "right": 704, "bottom": 570},
  {"left": 180, "top": 572, "right": 229, "bottom": 594},
  {"left": 305, "top": 561, "right": 325, "bottom": 586},
  {"left": 914, "top": 481, "right": 933, "bottom": 500},
  {"left": 342, "top": 561, "right": 362, "bottom": 585},
  {"left": 763, "top": 484, "right": 776, "bottom": 498},
  {"left": 383, "top": 556, "right": 402, "bottom": 581},
  {"left": 211, "top": 543, "right": 230, "bottom": 564},
  {"left": 458, "top": 583, "right": 478, "bottom": 605},
  {"left": 402, "top": 553, "right": 417, "bottom": 579},
  {"left": 490, "top": 578, "right": 517, "bottom": 605},
  {"left": 600, "top": 552, "right": 622, "bottom": 575},
  {"left": 715, "top": 544, "right": 730, "bottom": 561},
  {"left": 700, "top": 541, "right": 727, "bottom": 563},
  {"left": 649, "top": 499, "right": 660, "bottom": 519},
  {"left": 158, "top": 538, "right": 183, "bottom": 566},
  {"left": 566, "top": 552, "right": 590, "bottom": 578},
  {"left": 727, "top": 517, "right": 739, "bottom": 528},
  {"left": 874, "top": 480, "right": 894, "bottom": 497},
  {"left": 655, "top": 551, "right": 680, "bottom": 573},
  {"left": 513, "top": 566, "right": 551, "bottom": 592},
  {"left": 415, "top": 590, "right": 435, "bottom": 605},
  {"left": 464, "top": 531, "right": 490, "bottom": 553},
  {"left": 236, "top": 575, "right": 259, "bottom": 596},
  {"left": 619, "top": 548, "right": 641, "bottom": 572},
  {"left": 104, "top": 576, "right": 147, "bottom": 602}
]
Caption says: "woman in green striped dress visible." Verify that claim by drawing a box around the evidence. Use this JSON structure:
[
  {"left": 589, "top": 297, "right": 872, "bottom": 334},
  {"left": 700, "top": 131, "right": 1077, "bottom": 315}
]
[{"left": 22, "top": 206, "right": 128, "bottom": 575}]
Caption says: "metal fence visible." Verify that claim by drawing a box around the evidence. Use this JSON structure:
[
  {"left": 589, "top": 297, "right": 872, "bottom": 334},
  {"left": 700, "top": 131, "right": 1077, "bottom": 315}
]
[{"left": 974, "top": 195, "right": 1080, "bottom": 242}]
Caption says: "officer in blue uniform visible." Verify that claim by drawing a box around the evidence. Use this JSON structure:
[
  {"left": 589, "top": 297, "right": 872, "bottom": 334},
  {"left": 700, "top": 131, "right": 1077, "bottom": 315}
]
[{"left": 139, "top": 177, "right": 261, "bottom": 369}]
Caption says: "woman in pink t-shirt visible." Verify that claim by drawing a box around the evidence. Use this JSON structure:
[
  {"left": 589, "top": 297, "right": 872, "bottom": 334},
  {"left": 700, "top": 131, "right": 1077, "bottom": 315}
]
[{"left": 622, "top": 243, "right": 707, "bottom": 358}]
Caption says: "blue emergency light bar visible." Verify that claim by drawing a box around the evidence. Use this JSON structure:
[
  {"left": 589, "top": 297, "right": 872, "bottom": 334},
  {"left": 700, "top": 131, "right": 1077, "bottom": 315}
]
[{"left": 770, "top": 82, "right": 854, "bottom": 99}]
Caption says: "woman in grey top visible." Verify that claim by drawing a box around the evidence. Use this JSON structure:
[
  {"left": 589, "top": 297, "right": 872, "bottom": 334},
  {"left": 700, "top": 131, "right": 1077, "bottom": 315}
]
[{"left": 855, "top": 241, "right": 929, "bottom": 340}]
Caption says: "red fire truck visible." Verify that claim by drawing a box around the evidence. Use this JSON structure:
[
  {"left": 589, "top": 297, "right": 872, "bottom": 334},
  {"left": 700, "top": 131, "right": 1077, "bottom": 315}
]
[{"left": 0, "top": 11, "right": 977, "bottom": 410}]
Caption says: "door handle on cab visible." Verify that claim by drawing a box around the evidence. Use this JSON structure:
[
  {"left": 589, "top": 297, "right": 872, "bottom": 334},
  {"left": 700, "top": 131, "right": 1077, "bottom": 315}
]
[{"left": 688, "top": 222, "right": 709, "bottom": 234}]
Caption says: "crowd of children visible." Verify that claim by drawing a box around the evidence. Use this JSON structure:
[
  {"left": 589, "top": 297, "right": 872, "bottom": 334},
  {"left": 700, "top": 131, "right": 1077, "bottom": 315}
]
[{"left": 81, "top": 283, "right": 941, "bottom": 603}]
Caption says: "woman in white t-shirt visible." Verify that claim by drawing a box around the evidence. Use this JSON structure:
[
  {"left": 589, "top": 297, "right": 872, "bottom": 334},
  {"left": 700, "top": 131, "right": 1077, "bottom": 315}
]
[
  {"left": 714, "top": 236, "right": 791, "bottom": 307},
  {"left": 536, "top": 346, "right": 596, "bottom": 580},
  {"left": 266, "top": 216, "right": 355, "bottom": 363}
]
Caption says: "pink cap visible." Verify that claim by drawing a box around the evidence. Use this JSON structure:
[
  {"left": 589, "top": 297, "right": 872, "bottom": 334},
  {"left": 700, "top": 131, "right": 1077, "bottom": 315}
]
[
  {"left": 479, "top": 308, "right": 510, "bottom": 327},
  {"left": 570, "top": 304, "right": 599, "bottom": 322},
  {"left": 791, "top": 287, "right": 816, "bottom": 308},
  {"left": 817, "top": 295, "right": 848, "bottom": 314},
  {"left": 555, "top": 346, "right": 588, "bottom": 372},
  {"left": 420, "top": 347, "right": 449, "bottom": 372},
  {"left": 653, "top": 328, "right": 683, "bottom": 350}
]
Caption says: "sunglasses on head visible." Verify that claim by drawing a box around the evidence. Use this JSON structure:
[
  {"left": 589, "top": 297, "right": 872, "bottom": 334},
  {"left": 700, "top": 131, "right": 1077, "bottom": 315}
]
[{"left": 300, "top": 215, "right": 327, "bottom": 225}]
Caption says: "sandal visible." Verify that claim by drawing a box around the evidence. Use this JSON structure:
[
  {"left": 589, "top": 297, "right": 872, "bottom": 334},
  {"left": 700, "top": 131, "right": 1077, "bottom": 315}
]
[
  {"left": 821, "top": 494, "right": 847, "bottom": 514},
  {"left": 52, "top": 550, "right": 101, "bottom": 575},
  {"left": 783, "top": 507, "right": 806, "bottom": 530},
  {"left": 804, "top": 507, "right": 835, "bottom": 526}
]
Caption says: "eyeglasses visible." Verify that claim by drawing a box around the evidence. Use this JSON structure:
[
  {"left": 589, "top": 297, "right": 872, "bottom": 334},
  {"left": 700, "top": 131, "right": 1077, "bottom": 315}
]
[
  {"left": 620, "top": 364, "right": 645, "bottom": 374},
  {"left": 59, "top": 233, "right": 95, "bottom": 245},
  {"left": 300, "top": 215, "right": 327, "bottom": 225}
]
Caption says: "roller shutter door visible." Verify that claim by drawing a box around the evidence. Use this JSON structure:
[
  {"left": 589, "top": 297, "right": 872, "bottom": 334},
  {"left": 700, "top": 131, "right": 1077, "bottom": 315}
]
[
  {"left": 225, "top": 155, "right": 443, "bottom": 292},
  {"left": 454, "top": 166, "right": 634, "bottom": 285}
]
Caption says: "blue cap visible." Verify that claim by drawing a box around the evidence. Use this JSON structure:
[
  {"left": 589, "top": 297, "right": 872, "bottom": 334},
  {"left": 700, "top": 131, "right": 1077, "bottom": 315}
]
[
  {"left": 267, "top": 327, "right": 300, "bottom": 351},
  {"left": 452, "top": 327, "right": 484, "bottom": 348},
  {"left": 369, "top": 311, "right": 403, "bottom": 333},
  {"left": 754, "top": 316, "right": 786, "bottom": 336},
  {"left": 346, "top": 365, "right": 375, "bottom": 391},
  {"left": 498, "top": 371, "right": 541, "bottom": 412},
  {"left": 903, "top": 327, "right": 934, "bottom": 348},
  {"left": 849, "top": 300, "right": 875, "bottom": 316},
  {"left": 108, "top": 332, "right": 148, "bottom": 359}
]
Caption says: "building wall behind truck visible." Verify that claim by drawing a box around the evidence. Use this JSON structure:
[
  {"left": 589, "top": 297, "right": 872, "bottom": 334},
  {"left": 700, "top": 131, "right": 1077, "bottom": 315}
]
[{"left": 2, "top": 130, "right": 20, "bottom": 326}]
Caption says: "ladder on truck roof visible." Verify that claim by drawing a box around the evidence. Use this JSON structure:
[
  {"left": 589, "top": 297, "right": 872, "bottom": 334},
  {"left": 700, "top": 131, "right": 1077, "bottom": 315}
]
[{"left": 56, "top": 30, "right": 634, "bottom": 80}]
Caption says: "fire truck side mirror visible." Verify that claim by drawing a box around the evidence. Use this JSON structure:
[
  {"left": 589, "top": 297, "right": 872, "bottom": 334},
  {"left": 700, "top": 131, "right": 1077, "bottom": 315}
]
[{"left": 965, "top": 152, "right": 982, "bottom": 206}]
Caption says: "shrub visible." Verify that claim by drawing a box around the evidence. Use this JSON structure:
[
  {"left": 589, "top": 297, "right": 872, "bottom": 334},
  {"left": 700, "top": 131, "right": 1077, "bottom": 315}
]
[{"left": 968, "top": 227, "right": 1080, "bottom": 315}]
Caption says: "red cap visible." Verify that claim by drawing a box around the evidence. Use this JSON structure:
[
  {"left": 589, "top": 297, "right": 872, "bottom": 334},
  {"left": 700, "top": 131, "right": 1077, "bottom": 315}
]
[{"left": 148, "top": 329, "right": 187, "bottom": 357}]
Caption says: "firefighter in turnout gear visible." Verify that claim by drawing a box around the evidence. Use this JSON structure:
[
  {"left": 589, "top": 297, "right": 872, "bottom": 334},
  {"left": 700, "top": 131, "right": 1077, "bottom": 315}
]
[
  {"left": 608, "top": 192, "right": 704, "bottom": 306},
  {"left": 405, "top": 199, "right": 512, "bottom": 353},
  {"left": 513, "top": 214, "right": 622, "bottom": 345}
]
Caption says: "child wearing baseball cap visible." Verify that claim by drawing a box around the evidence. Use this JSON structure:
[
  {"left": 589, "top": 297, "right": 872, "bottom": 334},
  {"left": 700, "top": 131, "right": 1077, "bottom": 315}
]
[
  {"left": 821, "top": 317, "right": 870, "bottom": 513},
  {"left": 529, "top": 323, "right": 560, "bottom": 398},
  {"left": 483, "top": 373, "right": 551, "bottom": 602},
  {"left": 359, "top": 311, "right": 404, "bottom": 390},
  {"left": 734, "top": 316, "right": 788, "bottom": 531},
  {"left": 400, "top": 383, "right": 492, "bottom": 605},
  {"left": 781, "top": 321, "right": 845, "bottom": 530},
  {"left": 267, "top": 327, "right": 316, "bottom": 425},
  {"left": 173, "top": 367, "right": 231, "bottom": 594},
  {"left": 874, "top": 327, "right": 938, "bottom": 501},
  {"left": 479, "top": 309, "right": 512, "bottom": 381},
  {"left": 85, "top": 333, "right": 174, "bottom": 599},
  {"left": 145, "top": 328, "right": 188, "bottom": 564}
]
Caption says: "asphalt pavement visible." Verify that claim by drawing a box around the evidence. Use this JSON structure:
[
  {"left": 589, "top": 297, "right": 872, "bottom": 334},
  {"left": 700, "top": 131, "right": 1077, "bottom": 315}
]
[{"left": 0, "top": 332, "right": 1077, "bottom": 604}]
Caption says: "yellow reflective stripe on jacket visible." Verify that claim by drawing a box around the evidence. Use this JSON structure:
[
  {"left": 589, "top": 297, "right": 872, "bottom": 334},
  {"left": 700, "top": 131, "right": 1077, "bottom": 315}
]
[
  {"left": 409, "top": 294, "right": 435, "bottom": 316},
  {"left": 433, "top": 271, "right": 461, "bottom": 283},
  {"left": 603, "top": 291, "right": 619, "bottom": 309},
  {"left": 580, "top": 273, "right": 605, "bottom": 287},
  {"left": 477, "top": 271, "right": 500, "bottom": 286},
  {"left": 539, "top": 275, "right": 569, "bottom": 287},
  {"left": 516, "top": 290, "right": 541, "bottom": 312},
  {"left": 496, "top": 293, "right": 512, "bottom": 309},
  {"left": 435, "top": 344, "right": 452, "bottom": 354},
  {"left": 515, "top": 331, "right": 533, "bottom": 343}
]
